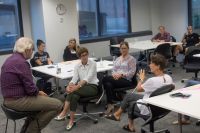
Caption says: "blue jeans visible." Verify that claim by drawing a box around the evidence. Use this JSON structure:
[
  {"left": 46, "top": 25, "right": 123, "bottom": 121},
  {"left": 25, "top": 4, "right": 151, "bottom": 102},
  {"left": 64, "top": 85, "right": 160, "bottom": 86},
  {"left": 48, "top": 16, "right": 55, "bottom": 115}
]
[{"left": 183, "top": 80, "right": 200, "bottom": 120}]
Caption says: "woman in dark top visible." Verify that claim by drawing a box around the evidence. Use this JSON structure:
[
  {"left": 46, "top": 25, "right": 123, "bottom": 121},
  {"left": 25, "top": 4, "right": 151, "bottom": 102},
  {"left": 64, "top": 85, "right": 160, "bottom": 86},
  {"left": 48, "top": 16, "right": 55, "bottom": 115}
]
[{"left": 63, "top": 38, "right": 79, "bottom": 61}]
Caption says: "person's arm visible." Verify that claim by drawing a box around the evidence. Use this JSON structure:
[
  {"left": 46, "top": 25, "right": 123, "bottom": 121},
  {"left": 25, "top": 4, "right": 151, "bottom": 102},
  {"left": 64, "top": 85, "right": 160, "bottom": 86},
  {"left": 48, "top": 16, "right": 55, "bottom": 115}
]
[
  {"left": 46, "top": 52, "right": 52, "bottom": 65},
  {"left": 70, "top": 65, "right": 79, "bottom": 84},
  {"left": 18, "top": 62, "right": 39, "bottom": 96},
  {"left": 63, "top": 47, "right": 68, "bottom": 61},
  {"left": 151, "top": 33, "right": 159, "bottom": 42}
]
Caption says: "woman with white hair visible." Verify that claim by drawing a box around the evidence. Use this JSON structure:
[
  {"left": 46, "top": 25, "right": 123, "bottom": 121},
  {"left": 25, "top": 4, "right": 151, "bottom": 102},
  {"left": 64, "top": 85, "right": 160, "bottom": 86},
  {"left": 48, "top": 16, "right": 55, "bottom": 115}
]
[{"left": 1, "top": 37, "right": 63, "bottom": 133}]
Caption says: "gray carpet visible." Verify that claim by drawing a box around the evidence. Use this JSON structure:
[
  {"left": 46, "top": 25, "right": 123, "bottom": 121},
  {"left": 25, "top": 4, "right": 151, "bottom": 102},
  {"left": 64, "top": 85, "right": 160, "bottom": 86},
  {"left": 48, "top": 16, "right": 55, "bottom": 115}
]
[{"left": 0, "top": 63, "right": 200, "bottom": 133}]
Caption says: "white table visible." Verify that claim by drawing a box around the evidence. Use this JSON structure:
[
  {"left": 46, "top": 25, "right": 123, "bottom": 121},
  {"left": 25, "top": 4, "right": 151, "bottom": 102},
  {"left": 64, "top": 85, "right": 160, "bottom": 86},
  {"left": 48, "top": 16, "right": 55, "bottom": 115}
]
[
  {"left": 111, "top": 40, "right": 182, "bottom": 51},
  {"left": 193, "top": 54, "right": 200, "bottom": 57},
  {"left": 144, "top": 84, "right": 200, "bottom": 133},
  {"left": 32, "top": 60, "right": 113, "bottom": 91}
]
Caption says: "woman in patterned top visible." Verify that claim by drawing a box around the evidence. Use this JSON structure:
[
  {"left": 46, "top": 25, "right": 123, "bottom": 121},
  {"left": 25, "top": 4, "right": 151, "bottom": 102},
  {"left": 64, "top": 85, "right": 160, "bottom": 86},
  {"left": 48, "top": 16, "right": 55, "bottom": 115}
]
[{"left": 102, "top": 41, "right": 137, "bottom": 115}]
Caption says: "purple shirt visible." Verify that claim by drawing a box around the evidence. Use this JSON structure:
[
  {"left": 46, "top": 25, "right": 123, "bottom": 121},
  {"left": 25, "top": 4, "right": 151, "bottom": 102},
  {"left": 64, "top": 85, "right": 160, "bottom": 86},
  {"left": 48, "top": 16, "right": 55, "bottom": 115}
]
[
  {"left": 152, "top": 32, "right": 171, "bottom": 42},
  {"left": 1, "top": 53, "right": 39, "bottom": 98}
]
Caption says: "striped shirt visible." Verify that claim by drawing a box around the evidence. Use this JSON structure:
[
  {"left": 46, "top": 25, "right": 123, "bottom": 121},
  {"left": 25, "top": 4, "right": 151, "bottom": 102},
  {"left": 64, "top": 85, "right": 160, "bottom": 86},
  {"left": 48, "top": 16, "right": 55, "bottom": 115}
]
[
  {"left": 1, "top": 53, "right": 39, "bottom": 98},
  {"left": 113, "top": 55, "right": 136, "bottom": 81}
]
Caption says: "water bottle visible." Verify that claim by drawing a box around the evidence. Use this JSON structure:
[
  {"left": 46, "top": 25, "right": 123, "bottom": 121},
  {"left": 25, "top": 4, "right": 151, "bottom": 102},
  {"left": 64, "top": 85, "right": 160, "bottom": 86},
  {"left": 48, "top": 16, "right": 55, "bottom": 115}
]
[{"left": 56, "top": 64, "right": 61, "bottom": 74}]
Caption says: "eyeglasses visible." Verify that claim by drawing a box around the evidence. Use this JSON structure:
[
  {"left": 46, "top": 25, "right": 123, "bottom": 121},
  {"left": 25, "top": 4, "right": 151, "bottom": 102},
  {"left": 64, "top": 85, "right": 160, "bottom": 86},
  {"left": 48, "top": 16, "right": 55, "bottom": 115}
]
[{"left": 80, "top": 53, "right": 88, "bottom": 57}]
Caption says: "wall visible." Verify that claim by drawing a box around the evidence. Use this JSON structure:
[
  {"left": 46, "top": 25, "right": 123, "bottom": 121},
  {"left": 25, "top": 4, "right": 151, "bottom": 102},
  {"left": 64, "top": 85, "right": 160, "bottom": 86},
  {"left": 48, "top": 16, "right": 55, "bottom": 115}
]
[
  {"left": 160, "top": 0, "right": 188, "bottom": 41},
  {"left": 41, "top": 0, "right": 79, "bottom": 62},
  {"left": 0, "top": 0, "right": 189, "bottom": 68},
  {"left": 30, "top": 0, "right": 46, "bottom": 45}
]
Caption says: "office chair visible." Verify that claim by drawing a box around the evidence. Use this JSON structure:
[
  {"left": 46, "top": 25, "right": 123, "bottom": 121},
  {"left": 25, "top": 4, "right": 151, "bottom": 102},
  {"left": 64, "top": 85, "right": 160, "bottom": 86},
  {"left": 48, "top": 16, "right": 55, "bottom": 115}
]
[
  {"left": 181, "top": 49, "right": 200, "bottom": 82},
  {"left": 133, "top": 84, "right": 175, "bottom": 133},
  {"left": 109, "top": 37, "right": 124, "bottom": 57},
  {"left": 72, "top": 72, "right": 105, "bottom": 124},
  {"left": 29, "top": 58, "right": 56, "bottom": 96},
  {"left": 112, "top": 72, "right": 138, "bottom": 105},
  {"left": 154, "top": 43, "right": 173, "bottom": 74},
  {"left": 1, "top": 104, "right": 40, "bottom": 133}
]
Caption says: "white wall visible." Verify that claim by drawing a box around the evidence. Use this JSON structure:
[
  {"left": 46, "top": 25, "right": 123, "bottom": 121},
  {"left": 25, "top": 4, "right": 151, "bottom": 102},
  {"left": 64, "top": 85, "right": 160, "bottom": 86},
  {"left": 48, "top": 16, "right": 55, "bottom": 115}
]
[
  {"left": 41, "top": 0, "right": 79, "bottom": 62},
  {"left": 30, "top": 0, "right": 46, "bottom": 44},
  {"left": 160, "top": 0, "right": 188, "bottom": 41}
]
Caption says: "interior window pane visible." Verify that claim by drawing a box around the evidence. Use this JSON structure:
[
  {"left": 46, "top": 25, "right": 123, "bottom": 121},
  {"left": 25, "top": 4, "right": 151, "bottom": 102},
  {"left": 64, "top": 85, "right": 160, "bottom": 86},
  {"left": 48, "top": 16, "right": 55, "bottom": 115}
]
[
  {"left": 78, "top": 0, "right": 98, "bottom": 39},
  {"left": 0, "top": 0, "right": 20, "bottom": 52},
  {"left": 99, "top": 0, "right": 128, "bottom": 36},
  {"left": 192, "top": 0, "right": 200, "bottom": 33}
]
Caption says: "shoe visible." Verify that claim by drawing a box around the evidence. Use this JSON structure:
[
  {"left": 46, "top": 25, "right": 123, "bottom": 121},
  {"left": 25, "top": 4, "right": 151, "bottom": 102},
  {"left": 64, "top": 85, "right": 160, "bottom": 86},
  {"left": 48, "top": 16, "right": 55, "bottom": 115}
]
[
  {"left": 104, "top": 104, "right": 114, "bottom": 115},
  {"left": 66, "top": 122, "right": 75, "bottom": 131},
  {"left": 54, "top": 115, "right": 66, "bottom": 121},
  {"left": 172, "top": 120, "right": 191, "bottom": 125},
  {"left": 105, "top": 114, "right": 120, "bottom": 121},
  {"left": 122, "top": 124, "right": 135, "bottom": 132}
]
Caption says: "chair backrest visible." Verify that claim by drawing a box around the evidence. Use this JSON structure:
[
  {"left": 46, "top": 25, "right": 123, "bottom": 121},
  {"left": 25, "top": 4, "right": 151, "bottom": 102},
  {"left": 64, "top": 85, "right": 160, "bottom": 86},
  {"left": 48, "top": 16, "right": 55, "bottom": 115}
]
[
  {"left": 154, "top": 43, "right": 172, "bottom": 59},
  {"left": 109, "top": 37, "right": 124, "bottom": 56},
  {"left": 184, "top": 49, "right": 200, "bottom": 64},
  {"left": 170, "top": 36, "right": 176, "bottom": 42},
  {"left": 1, "top": 104, "right": 37, "bottom": 120},
  {"left": 144, "top": 84, "right": 175, "bottom": 124},
  {"left": 29, "top": 58, "right": 38, "bottom": 77}
]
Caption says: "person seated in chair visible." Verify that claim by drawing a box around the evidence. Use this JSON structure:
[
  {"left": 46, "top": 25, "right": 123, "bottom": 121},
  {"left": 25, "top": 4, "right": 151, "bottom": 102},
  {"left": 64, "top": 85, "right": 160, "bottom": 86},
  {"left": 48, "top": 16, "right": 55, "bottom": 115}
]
[
  {"left": 0, "top": 37, "right": 63, "bottom": 133},
  {"left": 63, "top": 38, "right": 79, "bottom": 61},
  {"left": 103, "top": 41, "right": 137, "bottom": 115},
  {"left": 175, "top": 26, "right": 200, "bottom": 56},
  {"left": 151, "top": 26, "right": 171, "bottom": 42},
  {"left": 54, "top": 47, "right": 99, "bottom": 131},
  {"left": 105, "top": 54, "right": 173, "bottom": 132},
  {"left": 32, "top": 39, "right": 53, "bottom": 81}
]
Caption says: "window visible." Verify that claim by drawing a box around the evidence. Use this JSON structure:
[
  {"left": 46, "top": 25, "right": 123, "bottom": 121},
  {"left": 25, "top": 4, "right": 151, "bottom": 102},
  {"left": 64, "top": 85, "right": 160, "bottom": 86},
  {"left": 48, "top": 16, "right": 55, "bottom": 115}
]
[
  {"left": 189, "top": 0, "right": 200, "bottom": 33},
  {"left": 77, "top": 0, "right": 130, "bottom": 41},
  {"left": 0, "top": 0, "right": 22, "bottom": 54}
]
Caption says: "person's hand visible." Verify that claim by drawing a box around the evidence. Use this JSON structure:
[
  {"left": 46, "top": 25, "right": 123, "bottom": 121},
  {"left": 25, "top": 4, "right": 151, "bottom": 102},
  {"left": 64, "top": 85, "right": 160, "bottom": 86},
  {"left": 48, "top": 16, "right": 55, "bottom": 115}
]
[
  {"left": 66, "top": 84, "right": 77, "bottom": 94},
  {"left": 112, "top": 73, "right": 122, "bottom": 80},
  {"left": 137, "top": 69, "right": 145, "bottom": 82},
  {"left": 38, "top": 91, "right": 48, "bottom": 96}
]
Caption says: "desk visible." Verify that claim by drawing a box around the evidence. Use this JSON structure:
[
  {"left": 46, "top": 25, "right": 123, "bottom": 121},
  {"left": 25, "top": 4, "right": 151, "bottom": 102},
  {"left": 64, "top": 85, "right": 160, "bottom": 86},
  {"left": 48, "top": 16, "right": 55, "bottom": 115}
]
[
  {"left": 111, "top": 40, "right": 182, "bottom": 51},
  {"left": 32, "top": 60, "right": 113, "bottom": 91},
  {"left": 144, "top": 84, "right": 200, "bottom": 133}
]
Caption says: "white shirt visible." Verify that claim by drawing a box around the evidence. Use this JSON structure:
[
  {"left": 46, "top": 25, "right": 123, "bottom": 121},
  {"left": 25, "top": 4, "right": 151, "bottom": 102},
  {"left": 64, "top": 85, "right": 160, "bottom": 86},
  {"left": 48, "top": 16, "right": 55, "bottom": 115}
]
[
  {"left": 137, "top": 74, "right": 173, "bottom": 115},
  {"left": 70, "top": 59, "right": 99, "bottom": 85}
]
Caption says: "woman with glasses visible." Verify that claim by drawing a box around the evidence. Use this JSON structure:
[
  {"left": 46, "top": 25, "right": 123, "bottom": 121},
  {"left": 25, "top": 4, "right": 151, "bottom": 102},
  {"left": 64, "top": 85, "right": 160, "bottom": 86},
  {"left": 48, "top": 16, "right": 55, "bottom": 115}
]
[
  {"left": 63, "top": 38, "right": 79, "bottom": 61},
  {"left": 103, "top": 41, "right": 137, "bottom": 115},
  {"left": 55, "top": 47, "right": 99, "bottom": 131}
]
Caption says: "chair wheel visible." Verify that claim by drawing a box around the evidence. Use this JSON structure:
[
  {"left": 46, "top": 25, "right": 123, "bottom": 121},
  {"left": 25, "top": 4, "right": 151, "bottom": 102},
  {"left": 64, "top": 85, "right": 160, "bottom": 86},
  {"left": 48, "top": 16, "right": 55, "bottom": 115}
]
[
  {"left": 141, "top": 129, "right": 146, "bottom": 133},
  {"left": 181, "top": 80, "right": 184, "bottom": 83},
  {"left": 165, "top": 130, "right": 170, "bottom": 133},
  {"left": 93, "top": 120, "right": 98, "bottom": 124}
]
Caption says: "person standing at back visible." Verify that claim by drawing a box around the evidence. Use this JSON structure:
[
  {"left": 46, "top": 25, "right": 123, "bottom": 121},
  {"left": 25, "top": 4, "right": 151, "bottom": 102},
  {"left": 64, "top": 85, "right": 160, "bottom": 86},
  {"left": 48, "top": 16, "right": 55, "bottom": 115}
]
[{"left": 0, "top": 37, "right": 63, "bottom": 133}]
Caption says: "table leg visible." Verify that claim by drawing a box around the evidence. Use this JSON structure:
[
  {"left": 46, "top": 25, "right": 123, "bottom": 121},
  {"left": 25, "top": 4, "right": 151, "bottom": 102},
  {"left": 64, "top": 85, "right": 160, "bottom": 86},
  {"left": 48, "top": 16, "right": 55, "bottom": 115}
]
[{"left": 178, "top": 113, "right": 183, "bottom": 133}]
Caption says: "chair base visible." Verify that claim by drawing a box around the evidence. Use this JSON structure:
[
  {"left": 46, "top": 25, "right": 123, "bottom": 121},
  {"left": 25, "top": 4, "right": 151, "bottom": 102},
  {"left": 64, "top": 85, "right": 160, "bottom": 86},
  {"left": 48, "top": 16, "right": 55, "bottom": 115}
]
[
  {"left": 141, "top": 127, "right": 170, "bottom": 133},
  {"left": 68, "top": 112, "right": 104, "bottom": 124}
]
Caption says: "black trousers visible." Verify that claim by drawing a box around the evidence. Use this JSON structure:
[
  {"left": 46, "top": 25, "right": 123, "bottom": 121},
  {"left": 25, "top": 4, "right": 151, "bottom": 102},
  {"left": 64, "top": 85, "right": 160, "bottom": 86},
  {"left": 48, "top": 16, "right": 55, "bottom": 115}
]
[{"left": 102, "top": 76, "right": 132, "bottom": 104}]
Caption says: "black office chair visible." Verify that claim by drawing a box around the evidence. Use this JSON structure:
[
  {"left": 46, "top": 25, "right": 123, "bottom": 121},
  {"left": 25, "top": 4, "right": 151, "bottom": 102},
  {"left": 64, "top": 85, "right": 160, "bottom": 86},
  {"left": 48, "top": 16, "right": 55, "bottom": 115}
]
[
  {"left": 109, "top": 37, "right": 124, "bottom": 57},
  {"left": 72, "top": 72, "right": 105, "bottom": 124},
  {"left": 112, "top": 72, "right": 138, "bottom": 103},
  {"left": 133, "top": 84, "right": 175, "bottom": 133},
  {"left": 154, "top": 43, "right": 173, "bottom": 74},
  {"left": 182, "top": 49, "right": 200, "bottom": 81},
  {"left": 1, "top": 104, "right": 39, "bottom": 133}
]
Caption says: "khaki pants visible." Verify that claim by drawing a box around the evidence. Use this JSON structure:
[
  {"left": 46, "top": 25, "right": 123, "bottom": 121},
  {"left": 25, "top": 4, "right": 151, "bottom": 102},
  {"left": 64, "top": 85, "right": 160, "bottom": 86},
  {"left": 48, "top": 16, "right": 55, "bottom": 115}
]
[{"left": 4, "top": 96, "right": 63, "bottom": 133}]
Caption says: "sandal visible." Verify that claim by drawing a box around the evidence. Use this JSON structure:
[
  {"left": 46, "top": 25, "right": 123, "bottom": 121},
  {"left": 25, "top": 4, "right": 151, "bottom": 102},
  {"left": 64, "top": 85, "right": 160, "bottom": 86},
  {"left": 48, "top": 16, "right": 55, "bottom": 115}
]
[
  {"left": 123, "top": 124, "right": 135, "bottom": 132},
  {"left": 54, "top": 115, "right": 66, "bottom": 121},
  {"left": 66, "top": 122, "right": 75, "bottom": 131},
  {"left": 105, "top": 114, "right": 120, "bottom": 121},
  {"left": 104, "top": 104, "right": 114, "bottom": 115}
]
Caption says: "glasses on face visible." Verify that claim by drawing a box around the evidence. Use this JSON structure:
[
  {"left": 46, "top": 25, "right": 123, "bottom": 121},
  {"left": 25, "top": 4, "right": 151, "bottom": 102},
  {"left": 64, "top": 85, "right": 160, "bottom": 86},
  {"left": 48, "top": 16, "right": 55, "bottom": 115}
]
[
  {"left": 80, "top": 53, "right": 88, "bottom": 58},
  {"left": 120, "top": 47, "right": 128, "bottom": 50}
]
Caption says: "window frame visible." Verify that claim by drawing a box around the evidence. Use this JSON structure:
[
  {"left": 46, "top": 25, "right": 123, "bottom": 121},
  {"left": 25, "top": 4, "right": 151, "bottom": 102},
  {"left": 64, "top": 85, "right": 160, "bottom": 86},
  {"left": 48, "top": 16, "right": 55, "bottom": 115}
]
[
  {"left": 0, "top": 0, "right": 24, "bottom": 55},
  {"left": 79, "top": 0, "right": 152, "bottom": 44}
]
